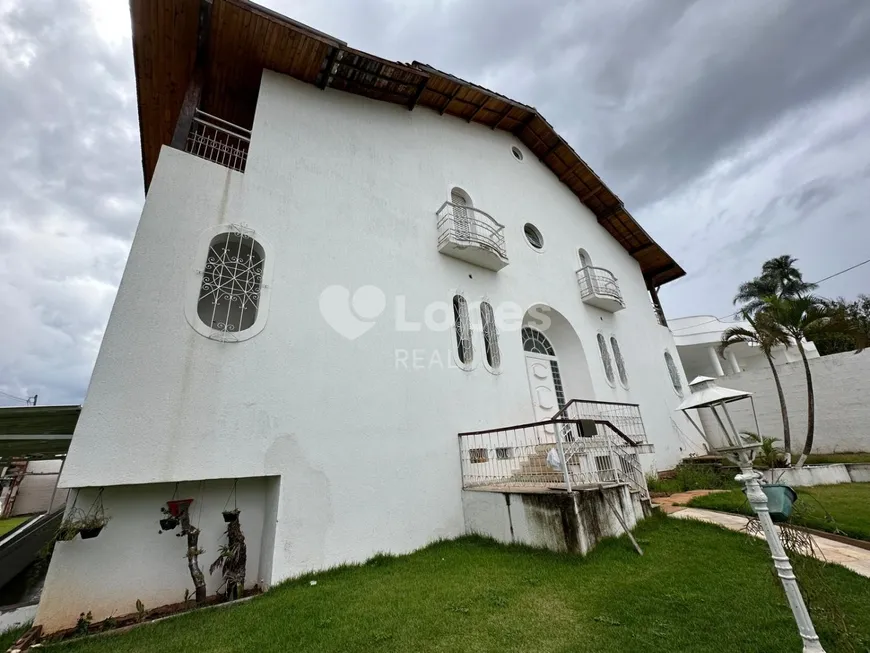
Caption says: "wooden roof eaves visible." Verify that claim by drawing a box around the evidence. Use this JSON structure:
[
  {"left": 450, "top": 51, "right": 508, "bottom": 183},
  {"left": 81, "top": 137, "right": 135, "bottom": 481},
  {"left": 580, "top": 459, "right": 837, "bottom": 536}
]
[
  {"left": 131, "top": 2, "right": 686, "bottom": 285},
  {"left": 412, "top": 62, "right": 535, "bottom": 113},
  {"left": 223, "top": 0, "right": 345, "bottom": 48}
]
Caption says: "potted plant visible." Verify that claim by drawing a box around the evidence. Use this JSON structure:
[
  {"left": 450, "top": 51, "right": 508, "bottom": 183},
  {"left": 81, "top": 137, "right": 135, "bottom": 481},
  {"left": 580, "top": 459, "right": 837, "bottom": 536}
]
[
  {"left": 80, "top": 512, "right": 110, "bottom": 539},
  {"left": 159, "top": 505, "right": 179, "bottom": 531},
  {"left": 222, "top": 508, "right": 240, "bottom": 523},
  {"left": 166, "top": 498, "right": 194, "bottom": 518},
  {"left": 56, "top": 516, "right": 83, "bottom": 541}
]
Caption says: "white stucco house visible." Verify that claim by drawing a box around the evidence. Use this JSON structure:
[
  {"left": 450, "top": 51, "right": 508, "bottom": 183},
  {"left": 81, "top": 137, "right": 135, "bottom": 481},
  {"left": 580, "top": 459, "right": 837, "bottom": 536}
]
[
  {"left": 670, "top": 314, "right": 820, "bottom": 380},
  {"left": 35, "top": 0, "right": 703, "bottom": 631}
]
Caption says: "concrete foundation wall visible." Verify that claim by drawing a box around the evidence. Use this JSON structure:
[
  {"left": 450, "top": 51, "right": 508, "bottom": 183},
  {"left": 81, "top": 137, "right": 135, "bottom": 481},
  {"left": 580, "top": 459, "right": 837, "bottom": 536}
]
[
  {"left": 461, "top": 487, "right": 644, "bottom": 555},
  {"left": 762, "top": 463, "right": 870, "bottom": 487},
  {"left": 699, "top": 351, "right": 870, "bottom": 454},
  {"left": 36, "top": 478, "right": 275, "bottom": 632}
]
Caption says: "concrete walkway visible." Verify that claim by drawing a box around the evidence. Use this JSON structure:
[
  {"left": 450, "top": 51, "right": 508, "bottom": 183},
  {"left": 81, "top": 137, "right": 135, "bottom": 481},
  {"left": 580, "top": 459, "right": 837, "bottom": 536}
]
[
  {"left": 670, "top": 507, "right": 870, "bottom": 579},
  {"left": 651, "top": 489, "right": 726, "bottom": 514}
]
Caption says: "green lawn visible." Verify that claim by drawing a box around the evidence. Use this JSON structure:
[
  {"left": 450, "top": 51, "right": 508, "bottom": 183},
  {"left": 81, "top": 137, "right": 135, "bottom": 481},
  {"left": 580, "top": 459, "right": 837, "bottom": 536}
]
[
  {"left": 44, "top": 514, "right": 870, "bottom": 653},
  {"left": 805, "top": 452, "right": 870, "bottom": 465},
  {"left": 0, "top": 516, "right": 29, "bottom": 536},
  {"left": 688, "top": 483, "right": 870, "bottom": 541},
  {"left": 0, "top": 624, "right": 30, "bottom": 652}
]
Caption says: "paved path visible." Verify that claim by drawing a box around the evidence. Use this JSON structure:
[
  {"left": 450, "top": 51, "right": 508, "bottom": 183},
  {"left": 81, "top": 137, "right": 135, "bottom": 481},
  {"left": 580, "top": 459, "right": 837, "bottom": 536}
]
[
  {"left": 651, "top": 489, "right": 726, "bottom": 514},
  {"left": 671, "top": 507, "right": 870, "bottom": 579}
]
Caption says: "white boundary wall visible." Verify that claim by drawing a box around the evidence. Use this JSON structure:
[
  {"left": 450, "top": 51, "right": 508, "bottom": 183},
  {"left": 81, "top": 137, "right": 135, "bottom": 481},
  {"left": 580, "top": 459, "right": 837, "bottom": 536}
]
[{"left": 704, "top": 351, "right": 870, "bottom": 454}]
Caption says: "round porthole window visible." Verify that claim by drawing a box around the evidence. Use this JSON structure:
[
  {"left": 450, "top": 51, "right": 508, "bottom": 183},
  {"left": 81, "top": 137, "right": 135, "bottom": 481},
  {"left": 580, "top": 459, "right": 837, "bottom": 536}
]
[
  {"left": 524, "top": 223, "right": 544, "bottom": 250},
  {"left": 511, "top": 146, "right": 524, "bottom": 161}
]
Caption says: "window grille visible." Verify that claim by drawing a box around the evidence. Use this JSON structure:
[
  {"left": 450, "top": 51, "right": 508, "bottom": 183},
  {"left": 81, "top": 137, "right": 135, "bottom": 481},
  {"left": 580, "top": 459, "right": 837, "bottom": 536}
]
[
  {"left": 610, "top": 336, "right": 628, "bottom": 387},
  {"left": 453, "top": 295, "right": 473, "bottom": 365},
  {"left": 594, "top": 454, "right": 618, "bottom": 483},
  {"left": 496, "top": 447, "right": 514, "bottom": 460},
  {"left": 521, "top": 326, "right": 555, "bottom": 356},
  {"left": 451, "top": 188, "right": 473, "bottom": 241},
  {"left": 597, "top": 333, "right": 615, "bottom": 385},
  {"left": 665, "top": 351, "right": 683, "bottom": 397},
  {"left": 197, "top": 229, "right": 264, "bottom": 336},
  {"left": 480, "top": 301, "right": 500, "bottom": 370}
]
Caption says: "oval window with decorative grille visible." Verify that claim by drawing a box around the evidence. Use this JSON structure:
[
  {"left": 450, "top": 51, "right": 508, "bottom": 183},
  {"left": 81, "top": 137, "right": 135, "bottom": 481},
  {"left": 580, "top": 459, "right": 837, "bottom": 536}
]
[
  {"left": 597, "top": 333, "right": 615, "bottom": 386},
  {"left": 610, "top": 336, "right": 628, "bottom": 388},
  {"left": 480, "top": 301, "right": 501, "bottom": 371},
  {"left": 453, "top": 294, "right": 473, "bottom": 366}
]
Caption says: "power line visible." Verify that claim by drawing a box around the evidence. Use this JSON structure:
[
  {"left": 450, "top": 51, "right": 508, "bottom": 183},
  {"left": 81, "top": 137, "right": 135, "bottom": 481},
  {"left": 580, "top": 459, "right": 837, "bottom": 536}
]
[
  {"left": 811, "top": 257, "right": 870, "bottom": 285},
  {"left": 669, "top": 256, "right": 870, "bottom": 333},
  {"left": 0, "top": 390, "right": 30, "bottom": 404}
]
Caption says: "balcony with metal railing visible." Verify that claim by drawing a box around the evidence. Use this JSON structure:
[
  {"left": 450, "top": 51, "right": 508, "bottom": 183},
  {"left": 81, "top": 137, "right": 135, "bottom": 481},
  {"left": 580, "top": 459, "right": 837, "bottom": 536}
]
[
  {"left": 457, "top": 400, "right": 652, "bottom": 497},
  {"left": 436, "top": 202, "right": 508, "bottom": 271},
  {"left": 576, "top": 266, "right": 625, "bottom": 312},
  {"left": 184, "top": 109, "right": 251, "bottom": 173}
]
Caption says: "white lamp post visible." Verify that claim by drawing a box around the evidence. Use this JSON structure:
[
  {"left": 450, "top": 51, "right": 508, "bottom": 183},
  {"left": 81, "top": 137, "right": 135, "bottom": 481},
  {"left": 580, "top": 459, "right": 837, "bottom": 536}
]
[{"left": 677, "top": 376, "right": 825, "bottom": 653}]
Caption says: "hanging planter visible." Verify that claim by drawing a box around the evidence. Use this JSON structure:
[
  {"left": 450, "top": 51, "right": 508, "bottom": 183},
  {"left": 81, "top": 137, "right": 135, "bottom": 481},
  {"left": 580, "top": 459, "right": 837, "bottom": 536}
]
[
  {"left": 222, "top": 480, "right": 240, "bottom": 523},
  {"left": 79, "top": 489, "right": 110, "bottom": 539},
  {"left": 222, "top": 509, "right": 240, "bottom": 523},
  {"left": 159, "top": 516, "right": 179, "bottom": 531},
  {"left": 166, "top": 498, "right": 194, "bottom": 518},
  {"left": 58, "top": 489, "right": 110, "bottom": 541},
  {"left": 80, "top": 523, "right": 105, "bottom": 540}
]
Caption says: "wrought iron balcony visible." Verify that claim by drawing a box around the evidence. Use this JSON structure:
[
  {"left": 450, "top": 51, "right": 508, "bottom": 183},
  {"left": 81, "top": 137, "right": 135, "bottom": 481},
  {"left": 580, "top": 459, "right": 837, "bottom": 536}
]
[
  {"left": 436, "top": 202, "right": 508, "bottom": 272},
  {"left": 185, "top": 109, "right": 250, "bottom": 173},
  {"left": 576, "top": 266, "right": 625, "bottom": 312}
]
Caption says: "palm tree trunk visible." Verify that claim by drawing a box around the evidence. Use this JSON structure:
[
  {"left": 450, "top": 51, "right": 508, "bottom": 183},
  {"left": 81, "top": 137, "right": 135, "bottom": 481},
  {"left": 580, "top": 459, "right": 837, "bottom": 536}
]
[
  {"left": 795, "top": 340, "right": 815, "bottom": 468},
  {"left": 764, "top": 352, "right": 791, "bottom": 463}
]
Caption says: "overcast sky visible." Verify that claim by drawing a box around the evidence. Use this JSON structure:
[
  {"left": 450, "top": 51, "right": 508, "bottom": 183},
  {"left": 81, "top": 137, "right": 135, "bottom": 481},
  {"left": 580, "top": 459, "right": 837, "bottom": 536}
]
[{"left": 1, "top": 0, "right": 869, "bottom": 405}]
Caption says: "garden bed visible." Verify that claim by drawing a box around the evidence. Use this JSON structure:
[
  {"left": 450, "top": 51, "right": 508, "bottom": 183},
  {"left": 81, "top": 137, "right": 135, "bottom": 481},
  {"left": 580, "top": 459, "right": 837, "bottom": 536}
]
[{"left": 7, "top": 589, "right": 261, "bottom": 652}]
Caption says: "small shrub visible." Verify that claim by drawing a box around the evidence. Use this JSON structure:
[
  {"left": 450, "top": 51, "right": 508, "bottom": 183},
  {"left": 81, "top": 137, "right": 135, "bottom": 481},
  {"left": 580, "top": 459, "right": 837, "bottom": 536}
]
[
  {"left": 101, "top": 616, "right": 117, "bottom": 632},
  {"left": 648, "top": 462, "right": 739, "bottom": 494},
  {"left": 135, "top": 599, "right": 146, "bottom": 623},
  {"left": 75, "top": 611, "right": 93, "bottom": 636}
]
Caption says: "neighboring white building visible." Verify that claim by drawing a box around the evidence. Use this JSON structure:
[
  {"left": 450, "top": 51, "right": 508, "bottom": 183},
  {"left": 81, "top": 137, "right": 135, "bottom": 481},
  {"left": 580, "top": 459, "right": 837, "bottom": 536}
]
[
  {"left": 36, "top": 1, "right": 703, "bottom": 631},
  {"left": 670, "top": 314, "right": 820, "bottom": 381}
]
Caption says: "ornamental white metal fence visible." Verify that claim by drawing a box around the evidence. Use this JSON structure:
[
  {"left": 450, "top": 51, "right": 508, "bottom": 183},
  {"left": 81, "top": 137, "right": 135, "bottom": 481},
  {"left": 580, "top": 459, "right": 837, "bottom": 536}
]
[
  {"left": 436, "top": 202, "right": 507, "bottom": 260},
  {"left": 576, "top": 266, "right": 624, "bottom": 305},
  {"left": 185, "top": 109, "right": 251, "bottom": 172},
  {"left": 458, "top": 400, "right": 651, "bottom": 498}
]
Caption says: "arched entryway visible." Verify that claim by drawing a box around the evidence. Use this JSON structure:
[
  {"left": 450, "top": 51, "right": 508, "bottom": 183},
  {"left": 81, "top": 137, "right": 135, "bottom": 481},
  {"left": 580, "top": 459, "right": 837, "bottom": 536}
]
[{"left": 521, "top": 305, "right": 593, "bottom": 431}]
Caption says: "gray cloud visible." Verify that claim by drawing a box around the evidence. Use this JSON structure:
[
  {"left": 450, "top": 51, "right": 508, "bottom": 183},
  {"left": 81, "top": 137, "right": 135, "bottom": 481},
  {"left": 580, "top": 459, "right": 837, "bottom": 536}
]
[
  {"left": 1, "top": 0, "right": 869, "bottom": 404},
  {"left": 0, "top": 0, "right": 141, "bottom": 405}
]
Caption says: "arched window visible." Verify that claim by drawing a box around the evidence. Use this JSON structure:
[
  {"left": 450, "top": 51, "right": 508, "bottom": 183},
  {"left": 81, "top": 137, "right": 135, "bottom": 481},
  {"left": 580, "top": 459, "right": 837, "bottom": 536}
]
[
  {"left": 198, "top": 230, "right": 264, "bottom": 336},
  {"left": 578, "top": 249, "right": 592, "bottom": 269},
  {"left": 450, "top": 188, "right": 473, "bottom": 241},
  {"left": 610, "top": 336, "right": 628, "bottom": 387},
  {"left": 597, "top": 333, "right": 615, "bottom": 386},
  {"left": 664, "top": 350, "right": 683, "bottom": 397},
  {"left": 453, "top": 295, "right": 473, "bottom": 365},
  {"left": 522, "top": 326, "right": 555, "bottom": 356},
  {"left": 480, "top": 301, "right": 500, "bottom": 371},
  {"left": 521, "top": 327, "right": 565, "bottom": 408}
]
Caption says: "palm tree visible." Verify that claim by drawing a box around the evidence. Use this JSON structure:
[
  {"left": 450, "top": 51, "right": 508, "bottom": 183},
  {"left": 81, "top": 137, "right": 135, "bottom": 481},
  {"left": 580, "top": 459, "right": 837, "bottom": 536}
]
[
  {"left": 733, "top": 255, "right": 817, "bottom": 314},
  {"left": 718, "top": 312, "right": 793, "bottom": 457},
  {"left": 759, "top": 295, "right": 837, "bottom": 467}
]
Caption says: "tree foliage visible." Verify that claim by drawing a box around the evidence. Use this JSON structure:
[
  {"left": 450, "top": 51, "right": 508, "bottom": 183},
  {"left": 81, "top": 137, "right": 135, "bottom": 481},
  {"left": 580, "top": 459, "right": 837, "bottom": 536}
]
[{"left": 812, "top": 295, "right": 870, "bottom": 355}]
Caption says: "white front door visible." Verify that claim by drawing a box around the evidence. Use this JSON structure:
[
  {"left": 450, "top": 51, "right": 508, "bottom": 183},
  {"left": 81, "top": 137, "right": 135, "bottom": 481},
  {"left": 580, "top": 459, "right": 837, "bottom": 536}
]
[{"left": 525, "top": 353, "right": 558, "bottom": 438}]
